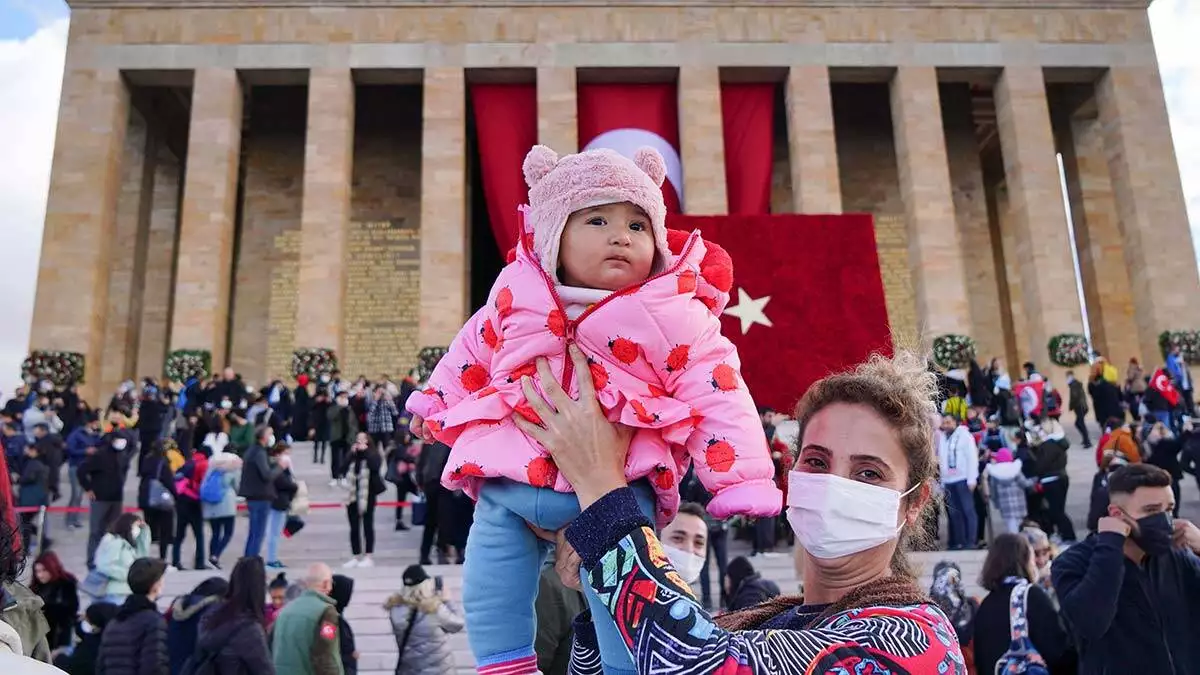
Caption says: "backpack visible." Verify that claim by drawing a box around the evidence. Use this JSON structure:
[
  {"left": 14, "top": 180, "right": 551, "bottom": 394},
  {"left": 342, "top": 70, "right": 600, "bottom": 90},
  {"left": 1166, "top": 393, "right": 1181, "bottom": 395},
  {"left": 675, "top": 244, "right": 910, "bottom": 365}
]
[
  {"left": 147, "top": 460, "right": 175, "bottom": 511},
  {"left": 200, "top": 468, "right": 225, "bottom": 504},
  {"left": 994, "top": 581, "right": 1050, "bottom": 674}
]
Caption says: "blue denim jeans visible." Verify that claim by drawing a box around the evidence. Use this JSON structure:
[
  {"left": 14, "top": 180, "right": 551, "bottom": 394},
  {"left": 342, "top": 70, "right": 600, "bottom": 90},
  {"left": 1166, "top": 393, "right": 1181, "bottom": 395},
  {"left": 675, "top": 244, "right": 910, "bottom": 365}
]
[
  {"left": 66, "top": 464, "right": 83, "bottom": 528},
  {"left": 266, "top": 508, "right": 287, "bottom": 564},
  {"left": 945, "top": 481, "right": 978, "bottom": 550},
  {"left": 463, "top": 480, "right": 655, "bottom": 675},
  {"left": 244, "top": 500, "right": 271, "bottom": 558}
]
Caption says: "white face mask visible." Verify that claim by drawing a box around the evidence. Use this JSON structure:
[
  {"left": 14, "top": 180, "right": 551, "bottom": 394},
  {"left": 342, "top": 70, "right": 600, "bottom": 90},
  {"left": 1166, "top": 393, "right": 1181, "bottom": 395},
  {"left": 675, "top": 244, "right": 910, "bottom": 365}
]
[
  {"left": 130, "top": 524, "right": 143, "bottom": 540},
  {"left": 786, "top": 471, "right": 920, "bottom": 560},
  {"left": 663, "top": 544, "right": 705, "bottom": 585},
  {"left": 111, "top": 438, "right": 127, "bottom": 451}
]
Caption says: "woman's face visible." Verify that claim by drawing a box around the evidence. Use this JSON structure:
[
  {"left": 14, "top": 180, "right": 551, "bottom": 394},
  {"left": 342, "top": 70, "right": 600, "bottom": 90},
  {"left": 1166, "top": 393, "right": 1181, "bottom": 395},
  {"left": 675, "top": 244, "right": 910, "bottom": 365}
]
[
  {"left": 793, "top": 403, "right": 923, "bottom": 570},
  {"left": 355, "top": 432, "right": 370, "bottom": 447},
  {"left": 270, "top": 588, "right": 286, "bottom": 608},
  {"left": 1033, "top": 543, "right": 1052, "bottom": 572},
  {"left": 33, "top": 563, "right": 49, "bottom": 585}
]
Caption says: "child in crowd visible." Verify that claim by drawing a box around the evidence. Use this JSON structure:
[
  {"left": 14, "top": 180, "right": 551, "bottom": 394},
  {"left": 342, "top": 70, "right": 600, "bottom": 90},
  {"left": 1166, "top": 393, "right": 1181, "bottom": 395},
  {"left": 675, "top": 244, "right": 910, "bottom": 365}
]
[
  {"left": 985, "top": 448, "right": 1033, "bottom": 534},
  {"left": 407, "top": 145, "right": 780, "bottom": 673},
  {"left": 55, "top": 602, "right": 119, "bottom": 675},
  {"left": 265, "top": 572, "right": 289, "bottom": 627}
]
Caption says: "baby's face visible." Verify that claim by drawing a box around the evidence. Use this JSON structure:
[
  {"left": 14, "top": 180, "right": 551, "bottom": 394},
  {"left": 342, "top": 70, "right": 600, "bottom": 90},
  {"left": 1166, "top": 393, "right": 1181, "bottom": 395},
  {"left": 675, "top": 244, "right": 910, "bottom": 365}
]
[{"left": 559, "top": 202, "right": 655, "bottom": 290}]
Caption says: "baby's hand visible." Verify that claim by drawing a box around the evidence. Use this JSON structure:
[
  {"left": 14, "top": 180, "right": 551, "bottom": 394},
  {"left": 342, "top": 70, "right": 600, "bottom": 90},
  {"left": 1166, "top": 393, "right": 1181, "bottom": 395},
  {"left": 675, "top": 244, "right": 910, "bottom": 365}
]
[{"left": 410, "top": 413, "right": 434, "bottom": 444}]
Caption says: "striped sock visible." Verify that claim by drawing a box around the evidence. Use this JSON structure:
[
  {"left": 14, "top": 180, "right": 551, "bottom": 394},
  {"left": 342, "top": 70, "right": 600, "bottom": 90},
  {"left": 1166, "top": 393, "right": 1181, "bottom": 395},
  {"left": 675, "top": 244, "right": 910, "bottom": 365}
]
[{"left": 478, "top": 654, "right": 538, "bottom": 675}]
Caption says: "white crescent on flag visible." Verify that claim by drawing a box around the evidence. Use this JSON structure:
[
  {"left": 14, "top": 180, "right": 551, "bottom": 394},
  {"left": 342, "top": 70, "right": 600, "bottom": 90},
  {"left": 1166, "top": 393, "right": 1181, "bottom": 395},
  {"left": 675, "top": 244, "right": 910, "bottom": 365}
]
[{"left": 583, "top": 128, "right": 685, "bottom": 209}]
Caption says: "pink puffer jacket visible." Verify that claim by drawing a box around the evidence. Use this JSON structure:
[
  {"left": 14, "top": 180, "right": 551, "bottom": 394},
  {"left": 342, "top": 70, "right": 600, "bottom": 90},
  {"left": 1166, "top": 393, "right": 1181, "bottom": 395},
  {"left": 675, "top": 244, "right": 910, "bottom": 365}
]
[{"left": 406, "top": 223, "right": 781, "bottom": 524}]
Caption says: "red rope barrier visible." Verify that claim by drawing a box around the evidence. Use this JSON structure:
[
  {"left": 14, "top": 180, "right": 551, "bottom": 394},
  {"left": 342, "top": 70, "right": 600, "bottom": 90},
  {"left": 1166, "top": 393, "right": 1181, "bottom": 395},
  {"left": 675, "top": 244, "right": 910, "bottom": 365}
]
[{"left": 13, "top": 501, "right": 413, "bottom": 514}]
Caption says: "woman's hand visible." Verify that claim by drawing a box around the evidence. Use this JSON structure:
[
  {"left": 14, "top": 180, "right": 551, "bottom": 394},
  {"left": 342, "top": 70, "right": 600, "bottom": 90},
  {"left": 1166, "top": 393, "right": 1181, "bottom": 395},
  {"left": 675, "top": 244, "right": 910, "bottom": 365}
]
[
  {"left": 513, "top": 344, "right": 634, "bottom": 509},
  {"left": 410, "top": 413, "right": 434, "bottom": 444}
]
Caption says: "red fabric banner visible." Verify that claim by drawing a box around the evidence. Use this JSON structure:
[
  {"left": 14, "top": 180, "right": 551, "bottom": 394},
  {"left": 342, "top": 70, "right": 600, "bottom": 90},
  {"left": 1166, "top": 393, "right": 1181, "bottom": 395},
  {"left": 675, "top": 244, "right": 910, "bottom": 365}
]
[
  {"left": 668, "top": 214, "right": 892, "bottom": 411},
  {"left": 577, "top": 82, "right": 683, "bottom": 214},
  {"left": 471, "top": 83, "right": 537, "bottom": 254},
  {"left": 720, "top": 83, "right": 775, "bottom": 215},
  {"left": 1152, "top": 367, "right": 1181, "bottom": 407},
  {"left": 1014, "top": 380, "right": 1045, "bottom": 418}
]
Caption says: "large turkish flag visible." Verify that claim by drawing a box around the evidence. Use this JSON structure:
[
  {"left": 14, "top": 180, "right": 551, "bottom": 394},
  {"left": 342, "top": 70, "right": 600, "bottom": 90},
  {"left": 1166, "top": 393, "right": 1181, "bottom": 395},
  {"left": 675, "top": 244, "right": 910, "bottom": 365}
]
[{"left": 669, "top": 214, "right": 892, "bottom": 412}]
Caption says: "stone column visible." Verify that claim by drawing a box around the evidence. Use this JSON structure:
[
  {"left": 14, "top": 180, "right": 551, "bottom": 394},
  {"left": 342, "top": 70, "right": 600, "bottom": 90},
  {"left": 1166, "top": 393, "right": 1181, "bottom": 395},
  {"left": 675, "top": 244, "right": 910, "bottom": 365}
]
[
  {"left": 1096, "top": 66, "right": 1200, "bottom": 362},
  {"left": 678, "top": 67, "right": 727, "bottom": 215},
  {"left": 170, "top": 68, "right": 244, "bottom": 371},
  {"left": 889, "top": 67, "right": 970, "bottom": 338},
  {"left": 785, "top": 66, "right": 842, "bottom": 213},
  {"left": 538, "top": 67, "right": 577, "bottom": 154},
  {"left": 944, "top": 84, "right": 1006, "bottom": 362},
  {"left": 136, "top": 143, "right": 182, "bottom": 380},
  {"left": 296, "top": 68, "right": 355, "bottom": 357},
  {"left": 1055, "top": 111, "right": 1140, "bottom": 365},
  {"left": 29, "top": 67, "right": 130, "bottom": 403},
  {"left": 419, "top": 67, "right": 468, "bottom": 348},
  {"left": 993, "top": 67, "right": 1084, "bottom": 380}
]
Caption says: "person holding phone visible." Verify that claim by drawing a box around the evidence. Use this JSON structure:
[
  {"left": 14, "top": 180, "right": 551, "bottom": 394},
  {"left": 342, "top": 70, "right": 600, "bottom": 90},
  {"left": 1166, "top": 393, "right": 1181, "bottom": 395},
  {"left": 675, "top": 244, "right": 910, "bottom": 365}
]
[
  {"left": 341, "top": 432, "right": 386, "bottom": 568},
  {"left": 386, "top": 565, "right": 463, "bottom": 675}
]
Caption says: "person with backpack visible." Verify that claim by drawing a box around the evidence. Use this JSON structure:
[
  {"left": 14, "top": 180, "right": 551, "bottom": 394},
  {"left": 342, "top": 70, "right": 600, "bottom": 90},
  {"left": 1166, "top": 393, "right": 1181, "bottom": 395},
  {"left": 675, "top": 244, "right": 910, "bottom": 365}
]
[
  {"left": 386, "top": 565, "right": 463, "bottom": 675},
  {"left": 183, "top": 556, "right": 275, "bottom": 675},
  {"left": 138, "top": 442, "right": 178, "bottom": 561},
  {"left": 972, "top": 533, "right": 1074, "bottom": 674},
  {"left": 166, "top": 577, "right": 229, "bottom": 675},
  {"left": 172, "top": 449, "right": 209, "bottom": 570},
  {"left": 201, "top": 453, "right": 241, "bottom": 570}
]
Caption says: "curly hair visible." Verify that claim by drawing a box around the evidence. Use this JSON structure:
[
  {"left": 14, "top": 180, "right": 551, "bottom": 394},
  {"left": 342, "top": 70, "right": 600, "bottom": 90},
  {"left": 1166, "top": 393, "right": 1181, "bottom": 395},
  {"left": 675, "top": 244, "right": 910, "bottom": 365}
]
[{"left": 792, "top": 350, "right": 940, "bottom": 579}]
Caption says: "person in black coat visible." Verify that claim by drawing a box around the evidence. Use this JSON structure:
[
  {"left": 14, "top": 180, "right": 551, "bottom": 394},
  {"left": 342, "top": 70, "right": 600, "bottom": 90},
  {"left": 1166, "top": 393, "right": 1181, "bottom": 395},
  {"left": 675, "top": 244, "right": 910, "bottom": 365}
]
[
  {"left": 291, "top": 377, "right": 312, "bottom": 444},
  {"left": 56, "top": 602, "right": 119, "bottom": 675},
  {"left": 183, "top": 556, "right": 274, "bottom": 675},
  {"left": 16, "top": 440, "right": 51, "bottom": 552},
  {"left": 1088, "top": 372, "right": 1124, "bottom": 427},
  {"left": 1145, "top": 422, "right": 1184, "bottom": 517},
  {"left": 137, "top": 388, "right": 168, "bottom": 472},
  {"left": 80, "top": 413, "right": 137, "bottom": 568},
  {"left": 330, "top": 574, "right": 358, "bottom": 675},
  {"left": 138, "top": 442, "right": 178, "bottom": 561},
  {"left": 340, "top": 433, "right": 386, "bottom": 567},
  {"left": 97, "top": 557, "right": 169, "bottom": 675},
  {"left": 972, "top": 534, "right": 1074, "bottom": 674},
  {"left": 723, "top": 556, "right": 781, "bottom": 611},
  {"left": 31, "top": 550, "right": 78, "bottom": 652},
  {"left": 166, "top": 577, "right": 228, "bottom": 675},
  {"left": 30, "top": 422, "right": 64, "bottom": 504}
]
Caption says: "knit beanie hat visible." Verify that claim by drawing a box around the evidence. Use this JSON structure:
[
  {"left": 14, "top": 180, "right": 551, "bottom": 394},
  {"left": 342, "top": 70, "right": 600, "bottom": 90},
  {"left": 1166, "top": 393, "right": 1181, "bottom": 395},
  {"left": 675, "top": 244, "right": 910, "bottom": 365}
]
[
  {"left": 522, "top": 144, "right": 671, "bottom": 280},
  {"left": 402, "top": 564, "right": 429, "bottom": 587}
]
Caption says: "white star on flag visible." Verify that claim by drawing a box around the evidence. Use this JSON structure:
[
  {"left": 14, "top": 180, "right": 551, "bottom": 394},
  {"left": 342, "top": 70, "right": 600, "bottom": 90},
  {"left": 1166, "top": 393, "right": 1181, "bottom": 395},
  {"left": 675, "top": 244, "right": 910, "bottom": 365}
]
[{"left": 723, "top": 288, "right": 773, "bottom": 335}]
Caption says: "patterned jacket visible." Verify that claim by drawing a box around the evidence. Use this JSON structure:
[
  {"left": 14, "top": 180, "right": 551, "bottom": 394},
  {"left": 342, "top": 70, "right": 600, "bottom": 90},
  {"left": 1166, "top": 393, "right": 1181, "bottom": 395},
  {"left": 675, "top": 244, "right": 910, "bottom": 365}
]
[
  {"left": 366, "top": 398, "right": 398, "bottom": 435},
  {"left": 564, "top": 488, "right": 967, "bottom": 675}
]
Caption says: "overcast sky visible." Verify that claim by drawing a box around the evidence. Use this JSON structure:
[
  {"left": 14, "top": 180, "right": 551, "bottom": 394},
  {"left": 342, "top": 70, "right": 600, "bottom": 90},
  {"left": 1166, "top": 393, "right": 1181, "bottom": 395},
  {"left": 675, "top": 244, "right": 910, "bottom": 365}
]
[{"left": 0, "top": 0, "right": 1197, "bottom": 396}]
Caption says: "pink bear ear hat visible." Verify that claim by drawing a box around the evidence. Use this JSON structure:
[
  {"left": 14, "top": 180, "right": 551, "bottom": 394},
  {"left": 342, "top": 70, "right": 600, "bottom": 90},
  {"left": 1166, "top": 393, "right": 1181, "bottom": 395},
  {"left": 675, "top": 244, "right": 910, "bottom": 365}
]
[{"left": 522, "top": 144, "right": 671, "bottom": 279}]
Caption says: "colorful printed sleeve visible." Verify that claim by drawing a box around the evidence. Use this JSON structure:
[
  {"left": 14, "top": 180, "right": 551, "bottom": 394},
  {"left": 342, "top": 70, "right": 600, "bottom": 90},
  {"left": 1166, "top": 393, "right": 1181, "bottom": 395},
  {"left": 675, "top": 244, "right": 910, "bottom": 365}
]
[{"left": 566, "top": 488, "right": 967, "bottom": 675}]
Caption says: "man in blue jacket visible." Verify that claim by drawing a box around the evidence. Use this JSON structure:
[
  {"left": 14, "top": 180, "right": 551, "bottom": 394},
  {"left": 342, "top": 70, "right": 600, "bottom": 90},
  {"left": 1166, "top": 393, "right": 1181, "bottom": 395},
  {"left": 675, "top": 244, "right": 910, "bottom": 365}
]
[
  {"left": 1052, "top": 463, "right": 1200, "bottom": 674},
  {"left": 65, "top": 414, "right": 102, "bottom": 529}
]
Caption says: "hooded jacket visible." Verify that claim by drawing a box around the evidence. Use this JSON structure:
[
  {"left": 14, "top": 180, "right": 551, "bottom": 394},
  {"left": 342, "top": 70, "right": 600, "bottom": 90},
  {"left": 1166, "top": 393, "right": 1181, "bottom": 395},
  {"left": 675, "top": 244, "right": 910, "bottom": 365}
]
[
  {"left": 65, "top": 426, "right": 102, "bottom": 467},
  {"left": 407, "top": 226, "right": 780, "bottom": 524},
  {"left": 330, "top": 576, "right": 356, "bottom": 675},
  {"left": 986, "top": 460, "right": 1032, "bottom": 521},
  {"left": 167, "top": 589, "right": 225, "bottom": 675},
  {"left": 183, "top": 610, "right": 274, "bottom": 675},
  {"left": 937, "top": 425, "right": 979, "bottom": 486},
  {"left": 386, "top": 586, "right": 463, "bottom": 675}
]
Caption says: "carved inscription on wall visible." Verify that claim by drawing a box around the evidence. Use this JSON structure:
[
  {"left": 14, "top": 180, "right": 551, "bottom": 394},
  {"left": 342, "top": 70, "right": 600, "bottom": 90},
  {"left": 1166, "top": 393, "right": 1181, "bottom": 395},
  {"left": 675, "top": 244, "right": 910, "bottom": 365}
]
[
  {"left": 343, "top": 220, "right": 421, "bottom": 377},
  {"left": 266, "top": 230, "right": 302, "bottom": 381}
]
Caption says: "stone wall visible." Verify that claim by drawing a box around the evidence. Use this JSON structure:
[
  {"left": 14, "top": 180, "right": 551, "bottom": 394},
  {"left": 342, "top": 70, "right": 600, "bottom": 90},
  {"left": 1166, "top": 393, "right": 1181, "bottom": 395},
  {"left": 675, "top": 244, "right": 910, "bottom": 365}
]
[
  {"left": 135, "top": 141, "right": 182, "bottom": 381},
  {"left": 229, "top": 86, "right": 306, "bottom": 386}
]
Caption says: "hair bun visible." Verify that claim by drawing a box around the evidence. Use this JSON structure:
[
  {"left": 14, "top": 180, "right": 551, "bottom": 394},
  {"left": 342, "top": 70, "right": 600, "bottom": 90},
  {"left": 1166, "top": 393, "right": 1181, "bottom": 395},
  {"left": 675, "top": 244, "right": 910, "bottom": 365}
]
[{"left": 523, "top": 145, "right": 559, "bottom": 188}]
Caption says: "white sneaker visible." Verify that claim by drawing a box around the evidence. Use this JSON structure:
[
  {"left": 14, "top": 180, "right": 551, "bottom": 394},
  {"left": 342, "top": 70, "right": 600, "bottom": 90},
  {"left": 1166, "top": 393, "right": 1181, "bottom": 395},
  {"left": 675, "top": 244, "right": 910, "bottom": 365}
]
[
  {"left": 339, "top": 478, "right": 350, "bottom": 489},
  {"left": 358, "top": 557, "right": 375, "bottom": 568},
  {"left": 343, "top": 558, "right": 359, "bottom": 568},
  {"left": 328, "top": 479, "right": 339, "bottom": 488}
]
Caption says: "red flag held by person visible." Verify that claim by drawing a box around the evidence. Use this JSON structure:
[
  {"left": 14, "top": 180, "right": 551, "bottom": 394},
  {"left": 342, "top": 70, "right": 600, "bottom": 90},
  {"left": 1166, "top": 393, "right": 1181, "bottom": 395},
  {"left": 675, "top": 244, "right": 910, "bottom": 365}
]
[
  {"left": 1013, "top": 380, "right": 1045, "bottom": 418},
  {"left": 1151, "top": 368, "right": 1181, "bottom": 407}
]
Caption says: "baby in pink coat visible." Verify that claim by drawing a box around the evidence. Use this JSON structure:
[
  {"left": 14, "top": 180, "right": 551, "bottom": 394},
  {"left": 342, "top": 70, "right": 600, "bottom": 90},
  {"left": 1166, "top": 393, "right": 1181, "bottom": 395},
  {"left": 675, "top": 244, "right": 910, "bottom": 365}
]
[{"left": 406, "top": 144, "right": 780, "bottom": 675}]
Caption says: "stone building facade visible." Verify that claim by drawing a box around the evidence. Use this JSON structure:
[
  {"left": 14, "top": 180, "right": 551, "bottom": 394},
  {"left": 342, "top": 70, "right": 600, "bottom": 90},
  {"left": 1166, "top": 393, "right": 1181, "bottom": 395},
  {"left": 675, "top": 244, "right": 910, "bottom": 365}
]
[{"left": 32, "top": 0, "right": 1198, "bottom": 401}]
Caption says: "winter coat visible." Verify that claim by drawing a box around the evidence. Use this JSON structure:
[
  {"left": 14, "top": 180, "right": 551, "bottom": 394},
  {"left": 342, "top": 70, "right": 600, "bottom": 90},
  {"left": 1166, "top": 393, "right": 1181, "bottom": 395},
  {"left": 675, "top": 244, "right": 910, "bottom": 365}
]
[
  {"left": 1098, "top": 427, "right": 1141, "bottom": 465},
  {"left": 78, "top": 431, "right": 135, "bottom": 502},
  {"left": 271, "top": 468, "right": 298, "bottom": 513},
  {"left": 1088, "top": 378, "right": 1124, "bottom": 426},
  {"left": 167, "top": 593, "right": 223, "bottom": 675},
  {"left": 32, "top": 433, "right": 64, "bottom": 497},
  {"left": 183, "top": 611, "right": 274, "bottom": 675},
  {"left": 986, "top": 460, "right": 1031, "bottom": 522},
  {"left": 1, "top": 583, "right": 51, "bottom": 662},
  {"left": 33, "top": 577, "right": 78, "bottom": 650},
  {"left": 339, "top": 449, "right": 386, "bottom": 507},
  {"left": 937, "top": 425, "right": 979, "bottom": 486},
  {"left": 973, "top": 581, "right": 1074, "bottom": 674},
  {"left": 327, "top": 405, "right": 358, "bottom": 445},
  {"left": 367, "top": 398, "right": 398, "bottom": 435},
  {"left": 330, "top": 577, "right": 357, "bottom": 675},
  {"left": 311, "top": 397, "right": 332, "bottom": 440},
  {"left": 237, "top": 445, "right": 283, "bottom": 502},
  {"left": 727, "top": 573, "right": 781, "bottom": 611},
  {"left": 65, "top": 426, "right": 102, "bottom": 467},
  {"left": 15, "top": 456, "right": 49, "bottom": 508},
  {"left": 228, "top": 423, "right": 254, "bottom": 454},
  {"left": 406, "top": 229, "right": 779, "bottom": 523},
  {"left": 138, "top": 457, "right": 177, "bottom": 512},
  {"left": 96, "top": 595, "right": 168, "bottom": 675},
  {"left": 387, "top": 599, "right": 463, "bottom": 675},
  {"left": 177, "top": 453, "right": 209, "bottom": 502},
  {"left": 202, "top": 462, "right": 241, "bottom": 520},
  {"left": 1067, "top": 379, "right": 1088, "bottom": 414},
  {"left": 94, "top": 529, "right": 152, "bottom": 599},
  {"left": 292, "top": 386, "right": 312, "bottom": 440},
  {"left": 270, "top": 590, "right": 342, "bottom": 675},
  {"left": 62, "top": 622, "right": 103, "bottom": 675},
  {"left": 1032, "top": 437, "right": 1069, "bottom": 479},
  {"left": 1147, "top": 435, "right": 1184, "bottom": 479}
]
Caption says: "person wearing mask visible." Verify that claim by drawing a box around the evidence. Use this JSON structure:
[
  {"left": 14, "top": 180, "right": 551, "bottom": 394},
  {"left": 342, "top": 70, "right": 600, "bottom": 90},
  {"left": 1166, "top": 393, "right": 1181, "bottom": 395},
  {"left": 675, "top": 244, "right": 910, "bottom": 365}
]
[
  {"left": 266, "top": 574, "right": 290, "bottom": 627},
  {"left": 265, "top": 443, "right": 298, "bottom": 569},
  {"left": 1029, "top": 417, "right": 1076, "bottom": 543},
  {"left": 138, "top": 442, "right": 177, "bottom": 562},
  {"left": 1053, "top": 463, "right": 1200, "bottom": 674},
  {"left": 973, "top": 533, "right": 1074, "bottom": 673},
  {"left": 92, "top": 514, "right": 153, "bottom": 606},
  {"left": 227, "top": 411, "right": 254, "bottom": 456},
  {"left": 927, "top": 561, "right": 978, "bottom": 666},
  {"left": 201, "top": 453, "right": 241, "bottom": 570},
  {"left": 341, "top": 433, "right": 386, "bottom": 569},
  {"left": 271, "top": 563, "right": 342, "bottom": 675},
  {"left": 64, "top": 413, "right": 102, "bottom": 530},
  {"left": 1065, "top": 370, "right": 1091, "bottom": 448},
  {"left": 657, "top": 502, "right": 709, "bottom": 589},
  {"left": 238, "top": 426, "right": 284, "bottom": 559},
  {"left": 265, "top": 380, "right": 293, "bottom": 440},
  {"left": 166, "top": 577, "right": 228, "bottom": 675},
  {"left": 29, "top": 551, "right": 77, "bottom": 655},
  {"left": 680, "top": 473, "right": 729, "bottom": 610},
  {"left": 1144, "top": 421, "right": 1184, "bottom": 516},
  {"left": 96, "top": 557, "right": 169, "bottom": 675},
  {"left": 22, "top": 396, "right": 62, "bottom": 444},
  {"left": 57, "top": 602, "right": 118, "bottom": 675},
  {"left": 183, "top": 557, "right": 274, "bottom": 675},
  {"left": 328, "top": 392, "right": 358, "bottom": 486},
  {"left": 79, "top": 410, "right": 137, "bottom": 568},
  {"left": 29, "top": 421, "right": 64, "bottom": 511},
  {"left": 520, "top": 349, "right": 966, "bottom": 672},
  {"left": 386, "top": 565, "right": 463, "bottom": 675},
  {"left": 721, "top": 556, "right": 781, "bottom": 611},
  {"left": 330, "top": 575, "right": 358, "bottom": 675},
  {"left": 201, "top": 416, "right": 230, "bottom": 458},
  {"left": 938, "top": 413, "right": 979, "bottom": 550},
  {"left": 172, "top": 448, "right": 210, "bottom": 570}
]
